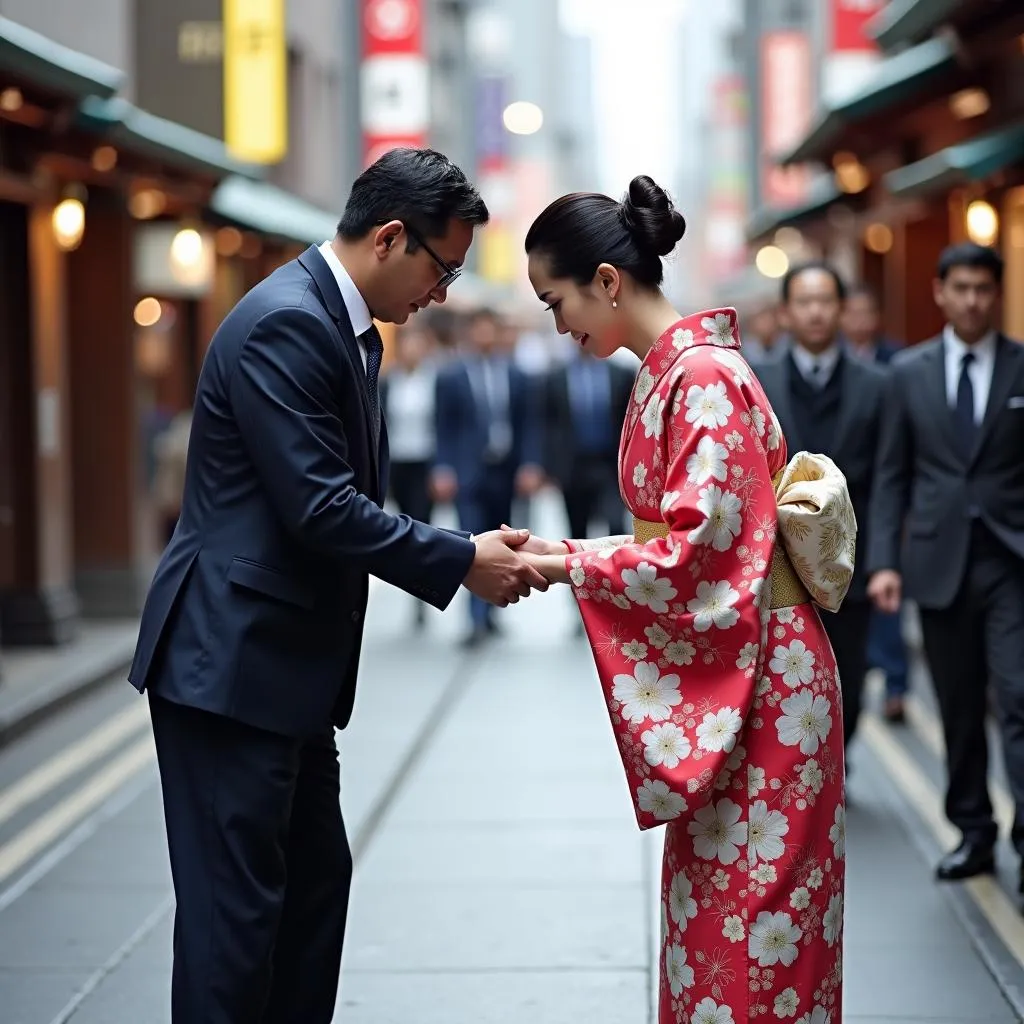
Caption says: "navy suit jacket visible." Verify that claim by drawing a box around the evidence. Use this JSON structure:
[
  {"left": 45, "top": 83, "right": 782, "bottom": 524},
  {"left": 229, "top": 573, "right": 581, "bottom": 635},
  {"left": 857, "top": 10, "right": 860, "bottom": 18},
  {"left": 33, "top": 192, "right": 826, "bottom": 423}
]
[
  {"left": 434, "top": 358, "right": 541, "bottom": 493},
  {"left": 129, "top": 245, "right": 476, "bottom": 737}
]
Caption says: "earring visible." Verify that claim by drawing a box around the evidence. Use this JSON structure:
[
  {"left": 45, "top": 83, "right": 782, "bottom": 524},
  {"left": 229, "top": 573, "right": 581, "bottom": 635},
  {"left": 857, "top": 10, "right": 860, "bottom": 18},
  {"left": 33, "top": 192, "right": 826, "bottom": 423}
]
[{"left": 611, "top": 300, "right": 618, "bottom": 309}]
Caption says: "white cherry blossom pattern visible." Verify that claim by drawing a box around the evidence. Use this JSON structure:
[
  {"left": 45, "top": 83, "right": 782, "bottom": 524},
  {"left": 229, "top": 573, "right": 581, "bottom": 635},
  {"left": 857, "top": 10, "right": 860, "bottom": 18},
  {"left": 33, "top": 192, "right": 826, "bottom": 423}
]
[
  {"left": 686, "top": 434, "right": 730, "bottom": 485},
  {"left": 829, "top": 804, "right": 846, "bottom": 860},
  {"left": 774, "top": 988, "right": 800, "bottom": 1018},
  {"left": 665, "top": 944, "right": 695, "bottom": 997},
  {"left": 736, "top": 642, "right": 760, "bottom": 671},
  {"left": 661, "top": 490, "right": 682, "bottom": 515},
  {"left": 612, "top": 662, "right": 682, "bottom": 723},
  {"left": 777, "top": 689, "right": 833, "bottom": 755},
  {"left": 702, "top": 311, "right": 737, "bottom": 346},
  {"left": 688, "top": 485, "right": 743, "bottom": 552},
  {"left": 639, "top": 779, "right": 687, "bottom": 820},
  {"left": 642, "top": 394, "right": 667, "bottom": 439},
  {"left": 685, "top": 381, "right": 734, "bottom": 429},
  {"left": 622, "top": 562, "right": 678, "bottom": 613},
  {"left": 634, "top": 365, "right": 656, "bottom": 404},
  {"left": 749, "top": 911, "right": 803, "bottom": 967},
  {"left": 697, "top": 707, "right": 743, "bottom": 753},
  {"left": 568, "top": 559, "right": 586, "bottom": 587},
  {"left": 712, "top": 347, "right": 754, "bottom": 386},
  {"left": 645, "top": 623, "right": 671, "bottom": 649},
  {"left": 691, "top": 998, "right": 736, "bottom": 1024},
  {"left": 748, "top": 800, "right": 790, "bottom": 863},
  {"left": 621, "top": 639, "right": 648, "bottom": 661},
  {"left": 664, "top": 639, "right": 696, "bottom": 666},
  {"left": 672, "top": 326, "right": 695, "bottom": 349},
  {"left": 823, "top": 892, "right": 843, "bottom": 947},
  {"left": 633, "top": 462, "right": 648, "bottom": 488},
  {"left": 687, "top": 580, "right": 742, "bottom": 632},
  {"left": 642, "top": 723, "right": 692, "bottom": 768},
  {"left": 796, "top": 1005, "right": 831, "bottom": 1024},
  {"left": 669, "top": 870, "right": 699, "bottom": 929},
  {"left": 688, "top": 798, "right": 748, "bottom": 864},
  {"left": 769, "top": 639, "right": 816, "bottom": 689}
]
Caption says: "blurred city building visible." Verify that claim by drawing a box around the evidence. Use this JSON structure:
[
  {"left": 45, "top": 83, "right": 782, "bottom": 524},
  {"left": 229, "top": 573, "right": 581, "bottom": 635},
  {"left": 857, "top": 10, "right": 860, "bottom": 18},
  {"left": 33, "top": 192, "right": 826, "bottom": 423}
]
[{"left": 744, "top": 0, "right": 1024, "bottom": 344}]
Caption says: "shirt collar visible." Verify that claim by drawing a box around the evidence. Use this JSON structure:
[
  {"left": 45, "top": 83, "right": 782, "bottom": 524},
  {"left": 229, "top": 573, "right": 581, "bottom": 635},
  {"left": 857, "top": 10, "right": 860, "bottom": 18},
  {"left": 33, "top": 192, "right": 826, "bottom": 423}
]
[
  {"left": 318, "top": 240, "right": 372, "bottom": 336},
  {"left": 791, "top": 341, "right": 841, "bottom": 381},
  {"left": 943, "top": 324, "right": 997, "bottom": 361}
]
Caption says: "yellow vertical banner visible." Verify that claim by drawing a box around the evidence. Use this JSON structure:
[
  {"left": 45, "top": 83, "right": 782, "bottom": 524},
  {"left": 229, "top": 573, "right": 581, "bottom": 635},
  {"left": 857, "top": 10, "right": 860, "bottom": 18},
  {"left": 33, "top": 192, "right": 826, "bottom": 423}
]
[{"left": 223, "top": 0, "right": 287, "bottom": 163}]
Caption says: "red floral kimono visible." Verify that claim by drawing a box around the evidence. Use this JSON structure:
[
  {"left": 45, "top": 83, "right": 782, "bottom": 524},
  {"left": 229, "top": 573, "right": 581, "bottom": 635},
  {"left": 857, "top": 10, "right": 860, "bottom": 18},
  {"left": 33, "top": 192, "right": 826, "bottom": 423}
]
[{"left": 566, "top": 309, "right": 850, "bottom": 1024}]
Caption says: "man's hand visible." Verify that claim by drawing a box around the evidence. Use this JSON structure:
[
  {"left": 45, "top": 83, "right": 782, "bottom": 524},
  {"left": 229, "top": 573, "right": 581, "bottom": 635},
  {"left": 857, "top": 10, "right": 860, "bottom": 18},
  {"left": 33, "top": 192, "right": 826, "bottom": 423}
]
[
  {"left": 430, "top": 468, "right": 458, "bottom": 504},
  {"left": 515, "top": 464, "right": 545, "bottom": 497},
  {"left": 500, "top": 523, "right": 568, "bottom": 556},
  {"left": 868, "top": 569, "right": 902, "bottom": 613},
  {"left": 463, "top": 529, "right": 550, "bottom": 607}
]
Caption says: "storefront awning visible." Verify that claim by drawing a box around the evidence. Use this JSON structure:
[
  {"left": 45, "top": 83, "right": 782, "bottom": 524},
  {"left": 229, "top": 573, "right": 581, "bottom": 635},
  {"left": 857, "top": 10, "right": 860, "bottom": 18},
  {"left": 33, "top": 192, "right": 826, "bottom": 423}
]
[
  {"left": 884, "top": 121, "right": 1024, "bottom": 199},
  {"left": 746, "top": 178, "right": 844, "bottom": 242},
  {"left": 0, "top": 16, "right": 122, "bottom": 99},
  {"left": 781, "top": 36, "right": 956, "bottom": 166},
  {"left": 210, "top": 176, "right": 339, "bottom": 245},
  {"left": 77, "top": 97, "right": 261, "bottom": 181},
  {"left": 867, "top": 0, "right": 965, "bottom": 50}
]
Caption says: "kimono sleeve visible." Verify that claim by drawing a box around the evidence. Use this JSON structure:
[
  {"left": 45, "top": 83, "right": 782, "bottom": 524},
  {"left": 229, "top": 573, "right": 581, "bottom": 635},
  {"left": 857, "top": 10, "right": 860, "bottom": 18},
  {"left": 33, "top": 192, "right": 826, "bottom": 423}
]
[{"left": 566, "top": 356, "right": 778, "bottom": 830}]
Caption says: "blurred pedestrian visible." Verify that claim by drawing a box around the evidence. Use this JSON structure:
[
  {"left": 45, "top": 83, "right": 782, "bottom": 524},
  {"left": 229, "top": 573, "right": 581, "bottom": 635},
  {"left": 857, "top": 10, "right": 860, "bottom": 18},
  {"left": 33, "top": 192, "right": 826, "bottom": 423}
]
[
  {"left": 757, "top": 261, "right": 887, "bottom": 756},
  {"left": 741, "top": 297, "right": 786, "bottom": 365},
  {"left": 152, "top": 409, "right": 192, "bottom": 546},
  {"left": 433, "top": 308, "right": 545, "bottom": 646},
  {"left": 842, "top": 284, "right": 910, "bottom": 722},
  {"left": 128, "top": 148, "right": 545, "bottom": 1024},
  {"left": 380, "top": 321, "right": 440, "bottom": 628},
  {"left": 869, "top": 243, "right": 1024, "bottom": 886}
]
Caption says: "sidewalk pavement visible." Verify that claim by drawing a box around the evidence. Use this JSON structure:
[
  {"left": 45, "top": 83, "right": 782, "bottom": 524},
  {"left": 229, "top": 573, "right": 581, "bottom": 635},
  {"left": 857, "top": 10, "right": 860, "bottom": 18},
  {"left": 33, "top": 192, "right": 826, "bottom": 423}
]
[{"left": 0, "top": 620, "right": 138, "bottom": 746}]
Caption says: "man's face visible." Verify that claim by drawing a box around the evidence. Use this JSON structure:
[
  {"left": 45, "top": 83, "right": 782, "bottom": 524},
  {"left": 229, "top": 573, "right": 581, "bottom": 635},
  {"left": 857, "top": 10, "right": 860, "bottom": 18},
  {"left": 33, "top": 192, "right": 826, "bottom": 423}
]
[
  {"left": 371, "top": 217, "right": 475, "bottom": 325},
  {"left": 842, "top": 294, "right": 880, "bottom": 345},
  {"left": 783, "top": 269, "right": 843, "bottom": 352},
  {"left": 467, "top": 314, "right": 500, "bottom": 354},
  {"left": 933, "top": 265, "right": 999, "bottom": 343}
]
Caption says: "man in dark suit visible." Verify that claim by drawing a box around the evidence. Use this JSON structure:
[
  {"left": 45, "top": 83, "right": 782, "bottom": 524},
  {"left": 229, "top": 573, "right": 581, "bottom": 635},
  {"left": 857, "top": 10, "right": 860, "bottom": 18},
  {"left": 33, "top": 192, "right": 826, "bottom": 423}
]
[
  {"left": 756, "top": 261, "right": 887, "bottom": 754},
  {"left": 843, "top": 284, "right": 911, "bottom": 724},
  {"left": 128, "top": 149, "right": 547, "bottom": 1023},
  {"left": 543, "top": 350, "right": 632, "bottom": 541},
  {"left": 868, "top": 243, "right": 1024, "bottom": 885},
  {"left": 432, "top": 309, "right": 545, "bottom": 645}
]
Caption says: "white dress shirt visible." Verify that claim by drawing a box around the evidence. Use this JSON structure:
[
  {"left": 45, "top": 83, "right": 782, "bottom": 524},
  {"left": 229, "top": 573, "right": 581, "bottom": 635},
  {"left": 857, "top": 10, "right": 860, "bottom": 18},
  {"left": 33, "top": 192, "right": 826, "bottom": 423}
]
[
  {"left": 790, "top": 342, "right": 841, "bottom": 388},
  {"left": 385, "top": 366, "right": 437, "bottom": 462},
  {"left": 943, "top": 325, "right": 997, "bottom": 424},
  {"left": 319, "top": 240, "right": 371, "bottom": 371}
]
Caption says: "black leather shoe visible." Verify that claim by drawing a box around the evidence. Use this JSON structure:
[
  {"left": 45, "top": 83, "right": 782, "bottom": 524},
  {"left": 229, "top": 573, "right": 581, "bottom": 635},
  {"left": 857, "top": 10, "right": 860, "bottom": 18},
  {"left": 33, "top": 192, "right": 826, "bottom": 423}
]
[{"left": 935, "top": 842, "right": 995, "bottom": 881}]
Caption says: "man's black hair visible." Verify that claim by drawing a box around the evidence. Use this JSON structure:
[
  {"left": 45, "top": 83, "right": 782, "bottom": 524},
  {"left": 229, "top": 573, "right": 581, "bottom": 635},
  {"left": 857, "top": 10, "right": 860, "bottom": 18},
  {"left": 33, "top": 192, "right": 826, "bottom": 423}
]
[
  {"left": 937, "top": 242, "right": 1003, "bottom": 285},
  {"left": 780, "top": 260, "right": 847, "bottom": 303}
]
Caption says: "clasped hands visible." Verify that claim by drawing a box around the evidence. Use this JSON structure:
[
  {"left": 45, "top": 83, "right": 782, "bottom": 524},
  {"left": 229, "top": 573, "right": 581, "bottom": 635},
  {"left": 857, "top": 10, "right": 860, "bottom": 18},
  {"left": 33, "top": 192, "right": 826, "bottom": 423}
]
[{"left": 462, "top": 525, "right": 571, "bottom": 608}]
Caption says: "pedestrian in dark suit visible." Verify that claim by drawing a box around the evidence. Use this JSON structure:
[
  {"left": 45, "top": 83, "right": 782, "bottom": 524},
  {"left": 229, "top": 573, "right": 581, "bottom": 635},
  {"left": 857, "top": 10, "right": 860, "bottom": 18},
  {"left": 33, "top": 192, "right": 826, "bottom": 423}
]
[
  {"left": 868, "top": 243, "right": 1024, "bottom": 886},
  {"left": 128, "top": 149, "right": 547, "bottom": 1023},
  {"left": 756, "top": 262, "right": 887, "bottom": 754},
  {"left": 433, "top": 309, "right": 545, "bottom": 646},
  {"left": 843, "top": 285, "right": 910, "bottom": 723},
  {"left": 543, "top": 351, "right": 633, "bottom": 539}
]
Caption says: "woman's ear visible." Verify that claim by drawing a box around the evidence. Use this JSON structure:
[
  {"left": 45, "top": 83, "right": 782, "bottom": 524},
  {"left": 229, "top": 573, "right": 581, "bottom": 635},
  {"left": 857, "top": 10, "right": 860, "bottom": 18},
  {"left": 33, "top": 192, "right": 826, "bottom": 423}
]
[{"left": 595, "top": 262, "right": 621, "bottom": 303}]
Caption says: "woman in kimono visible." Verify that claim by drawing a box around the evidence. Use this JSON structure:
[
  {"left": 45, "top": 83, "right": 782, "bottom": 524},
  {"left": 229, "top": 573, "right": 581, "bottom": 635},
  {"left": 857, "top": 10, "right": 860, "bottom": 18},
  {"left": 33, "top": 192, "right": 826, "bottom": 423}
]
[{"left": 521, "top": 177, "right": 856, "bottom": 1024}]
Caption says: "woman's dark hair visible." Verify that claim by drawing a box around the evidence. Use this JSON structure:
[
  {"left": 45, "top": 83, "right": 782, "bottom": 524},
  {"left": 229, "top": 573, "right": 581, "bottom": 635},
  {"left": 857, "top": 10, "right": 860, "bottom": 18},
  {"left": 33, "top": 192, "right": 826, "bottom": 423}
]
[
  {"left": 524, "top": 175, "right": 687, "bottom": 288},
  {"left": 937, "top": 242, "right": 1003, "bottom": 284},
  {"left": 338, "top": 147, "right": 489, "bottom": 251}
]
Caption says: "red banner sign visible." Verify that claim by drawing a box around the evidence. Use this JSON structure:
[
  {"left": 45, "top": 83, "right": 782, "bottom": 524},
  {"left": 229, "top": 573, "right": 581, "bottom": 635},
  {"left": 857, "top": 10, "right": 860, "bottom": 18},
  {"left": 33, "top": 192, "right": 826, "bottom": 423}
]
[
  {"left": 761, "top": 31, "right": 812, "bottom": 207},
  {"left": 831, "top": 0, "right": 884, "bottom": 53}
]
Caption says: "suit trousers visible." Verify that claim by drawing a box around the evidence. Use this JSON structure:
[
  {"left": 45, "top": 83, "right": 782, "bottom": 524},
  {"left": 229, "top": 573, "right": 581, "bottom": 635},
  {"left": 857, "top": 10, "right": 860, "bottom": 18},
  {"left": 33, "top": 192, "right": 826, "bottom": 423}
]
[
  {"left": 149, "top": 694, "right": 352, "bottom": 1023},
  {"left": 919, "top": 524, "right": 1024, "bottom": 854},
  {"left": 820, "top": 597, "right": 872, "bottom": 749},
  {"left": 562, "top": 454, "right": 629, "bottom": 541},
  {"left": 387, "top": 459, "right": 434, "bottom": 526},
  {"left": 457, "top": 460, "right": 516, "bottom": 629}
]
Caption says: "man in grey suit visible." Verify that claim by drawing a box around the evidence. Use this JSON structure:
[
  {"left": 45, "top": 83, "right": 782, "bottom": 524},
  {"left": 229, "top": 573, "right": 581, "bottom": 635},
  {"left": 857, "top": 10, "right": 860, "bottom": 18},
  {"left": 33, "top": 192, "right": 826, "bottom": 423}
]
[{"left": 868, "top": 243, "right": 1024, "bottom": 886}]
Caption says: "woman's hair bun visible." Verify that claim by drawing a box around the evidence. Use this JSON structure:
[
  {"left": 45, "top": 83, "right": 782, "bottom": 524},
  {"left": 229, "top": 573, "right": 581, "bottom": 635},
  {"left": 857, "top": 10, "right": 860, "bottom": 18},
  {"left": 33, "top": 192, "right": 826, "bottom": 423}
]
[{"left": 619, "top": 175, "right": 687, "bottom": 258}]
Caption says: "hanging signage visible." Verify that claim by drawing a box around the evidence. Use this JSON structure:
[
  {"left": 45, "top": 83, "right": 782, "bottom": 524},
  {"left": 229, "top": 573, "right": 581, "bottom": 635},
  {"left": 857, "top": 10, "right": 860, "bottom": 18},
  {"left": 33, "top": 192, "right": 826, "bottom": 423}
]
[
  {"left": 361, "top": 0, "right": 428, "bottom": 166},
  {"left": 760, "top": 30, "right": 812, "bottom": 207},
  {"left": 831, "top": 0, "right": 884, "bottom": 53},
  {"left": 223, "top": 0, "right": 288, "bottom": 163}
]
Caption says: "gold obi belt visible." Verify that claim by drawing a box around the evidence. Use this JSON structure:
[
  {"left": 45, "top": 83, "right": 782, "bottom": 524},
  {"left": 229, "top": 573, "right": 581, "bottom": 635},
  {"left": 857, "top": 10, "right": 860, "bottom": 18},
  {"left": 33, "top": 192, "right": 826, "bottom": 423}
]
[{"left": 631, "top": 516, "right": 810, "bottom": 611}]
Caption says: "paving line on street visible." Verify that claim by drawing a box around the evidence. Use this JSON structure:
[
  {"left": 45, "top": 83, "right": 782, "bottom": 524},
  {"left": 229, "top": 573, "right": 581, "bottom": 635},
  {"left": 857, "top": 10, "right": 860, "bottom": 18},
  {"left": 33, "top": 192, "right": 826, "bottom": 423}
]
[
  {"left": 0, "top": 699, "right": 150, "bottom": 829},
  {"left": 860, "top": 712, "right": 1024, "bottom": 970},
  {"left": 0, "top": 735, "right": 156, "bottom": 887},
  {"left": 46, "top": 893, "right": 175, "bottom": 1024}
]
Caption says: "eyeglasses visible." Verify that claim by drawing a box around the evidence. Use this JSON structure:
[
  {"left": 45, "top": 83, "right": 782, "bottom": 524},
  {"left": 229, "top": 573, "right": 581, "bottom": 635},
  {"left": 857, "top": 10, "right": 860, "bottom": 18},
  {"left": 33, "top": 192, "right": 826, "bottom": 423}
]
[{"left": 402, "top": 222, "right": 462, "bottom": 290}]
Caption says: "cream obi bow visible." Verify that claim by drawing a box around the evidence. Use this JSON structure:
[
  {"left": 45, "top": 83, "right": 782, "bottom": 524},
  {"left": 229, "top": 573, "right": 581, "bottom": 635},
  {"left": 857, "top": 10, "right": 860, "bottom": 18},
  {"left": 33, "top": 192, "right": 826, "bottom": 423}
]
[{"left": 773, "top": 451, "right": 857, "bottom": 613}]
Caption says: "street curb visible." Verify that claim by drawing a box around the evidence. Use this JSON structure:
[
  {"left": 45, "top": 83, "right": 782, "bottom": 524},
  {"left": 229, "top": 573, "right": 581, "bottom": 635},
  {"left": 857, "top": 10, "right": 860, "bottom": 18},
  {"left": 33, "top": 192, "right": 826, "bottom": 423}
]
[{"left": 0, "top": 639, "right": 136, "bottom": 749}]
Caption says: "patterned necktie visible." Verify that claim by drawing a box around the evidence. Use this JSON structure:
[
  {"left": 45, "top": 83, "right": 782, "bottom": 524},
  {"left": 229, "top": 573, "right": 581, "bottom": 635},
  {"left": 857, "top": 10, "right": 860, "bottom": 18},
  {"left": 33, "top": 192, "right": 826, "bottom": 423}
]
[
  {"left": 955, "top": 351, "right": 976, "bottom": 457},
  {"left": 360, "top": 325, "right": 384, "bottom": 444}
]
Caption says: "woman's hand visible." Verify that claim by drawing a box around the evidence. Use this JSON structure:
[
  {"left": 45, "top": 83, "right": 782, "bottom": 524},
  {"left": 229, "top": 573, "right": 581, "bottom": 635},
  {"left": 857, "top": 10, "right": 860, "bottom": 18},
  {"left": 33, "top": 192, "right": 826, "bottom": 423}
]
[
  {"left": 500, "top": 524, "right": 569, "bottom": 557},
  {"left": 523, "top": 552, "right": 571, "bottom": 585}
]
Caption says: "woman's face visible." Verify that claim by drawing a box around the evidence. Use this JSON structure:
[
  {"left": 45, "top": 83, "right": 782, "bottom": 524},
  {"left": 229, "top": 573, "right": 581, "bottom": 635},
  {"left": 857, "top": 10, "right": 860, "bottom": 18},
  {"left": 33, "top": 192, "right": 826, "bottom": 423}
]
[{"left": 528, "top": 252, "right": 625, "bottom": 359}]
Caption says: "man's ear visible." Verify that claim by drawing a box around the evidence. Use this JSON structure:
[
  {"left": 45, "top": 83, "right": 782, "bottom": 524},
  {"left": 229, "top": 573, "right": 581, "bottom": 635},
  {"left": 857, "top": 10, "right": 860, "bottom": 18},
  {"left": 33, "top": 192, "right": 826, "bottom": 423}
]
[{"left": 373, "top": 220, "right": 404, "bottom": 259}]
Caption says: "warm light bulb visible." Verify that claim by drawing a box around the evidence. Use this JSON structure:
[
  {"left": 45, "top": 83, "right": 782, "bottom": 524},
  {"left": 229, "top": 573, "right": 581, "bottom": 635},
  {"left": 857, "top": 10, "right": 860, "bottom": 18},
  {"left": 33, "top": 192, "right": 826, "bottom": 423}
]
[
  {"left": 864, "top": 223, "right": 894, "bottom": 254},
  {"left": 52, "top": 198, "right": 85, "bottom": 251},
  {"left": 755, "top": 245, "right": 789, "bottom": 279},
  {"left": 133, "top": 297, "right": 163, "bottom": 327},
  {"left": 965, "top": 200, "right": 998, "bottom": 246},
  {"left": 502, "top": 101, "right": 544, "bottom": 136}
]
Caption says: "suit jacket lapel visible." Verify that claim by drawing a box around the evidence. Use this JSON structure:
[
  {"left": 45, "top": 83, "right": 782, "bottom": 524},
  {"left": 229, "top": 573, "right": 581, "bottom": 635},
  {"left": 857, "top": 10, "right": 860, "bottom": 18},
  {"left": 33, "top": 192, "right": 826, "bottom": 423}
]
[
  {"left": 296, "top": 245, "right": 380, "bottom": 483},
  {"left": 971, "top": 334, "right": 1023, "bottom": 466},
  {"left": 770, "top": 358, "right": 804, "bottom": 453},
  {"left": 925, "top": 341, "right": 962, "bottom": 462}
]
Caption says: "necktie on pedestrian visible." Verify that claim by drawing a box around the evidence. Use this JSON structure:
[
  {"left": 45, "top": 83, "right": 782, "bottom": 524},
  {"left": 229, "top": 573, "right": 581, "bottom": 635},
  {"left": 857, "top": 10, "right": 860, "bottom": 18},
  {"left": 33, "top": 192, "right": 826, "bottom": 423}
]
[
  {"left": 955, "top": 350, "right": 976, "bottom": 457},
  {"left": 359, "top": 325, "right": 384, "bottom": 444}
]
